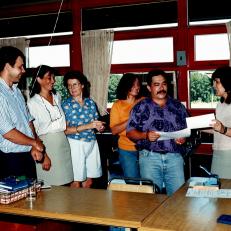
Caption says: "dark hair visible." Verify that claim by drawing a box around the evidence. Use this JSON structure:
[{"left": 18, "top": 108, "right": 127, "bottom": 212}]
[
  {"left": 30, "top": 65, "right": 58, "bottom": 97},
  {"left": 212, "top": 66, "right": 231, "bottom": 104},
  {"left": 0, "top": 46, "right": 25, "bottom": 72},
  {"left": 146, "top": 69, "right": 168, "bottom": 86},
  {"left": 63, "top": 70, "right": 90, "bottom": 98},
  {"left": 116, "top": 73, "right": 141, "bottom": 100}
]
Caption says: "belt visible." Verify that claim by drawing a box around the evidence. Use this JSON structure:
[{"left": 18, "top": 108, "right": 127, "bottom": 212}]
[
  {"left": 144, "top": 149, "right": 168, "bottom": 154},
  {"left": 157, "top": 151, "right": 168, "bottom": 154}
]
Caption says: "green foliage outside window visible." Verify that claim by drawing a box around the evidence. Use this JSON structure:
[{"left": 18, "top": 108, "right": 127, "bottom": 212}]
[
  {"left": 54, "top": 76, "right": 69, "bottom": 100},
  {"left": 107, "top": 74, "right": 122, "bottom": 103},
  {"left": 190, "top": 71, "right": 219, "bottom": 107}
]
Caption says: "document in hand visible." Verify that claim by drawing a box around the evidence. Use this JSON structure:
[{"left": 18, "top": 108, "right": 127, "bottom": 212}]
[{"left": 186, "top": 113, "right": 215, "bottom": 129}]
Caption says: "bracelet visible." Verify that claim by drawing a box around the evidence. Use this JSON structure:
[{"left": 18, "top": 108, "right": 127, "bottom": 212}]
[{"left": 222, "top": 126, "right": 228, "bottom": 134}]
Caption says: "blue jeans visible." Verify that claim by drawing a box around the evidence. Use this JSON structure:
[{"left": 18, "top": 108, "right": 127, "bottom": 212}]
[
  {"left": 118, "top": 148, "right": 140, "bottom": 178},
  {"left": 139, "top": 149, "right": 185, "bottom": 195}
]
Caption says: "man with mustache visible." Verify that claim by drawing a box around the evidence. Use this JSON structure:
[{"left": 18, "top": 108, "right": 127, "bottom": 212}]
[
  {"left": 127, "top": 69, "right": 188, "bottom": 195},
  {"left": 0, "top": 46, "right": 44, "bottom": 179}
]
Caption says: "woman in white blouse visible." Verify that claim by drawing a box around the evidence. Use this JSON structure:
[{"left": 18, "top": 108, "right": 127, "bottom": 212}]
[{"left": 27, "top": 65, "right": 73, "bottom": 186}]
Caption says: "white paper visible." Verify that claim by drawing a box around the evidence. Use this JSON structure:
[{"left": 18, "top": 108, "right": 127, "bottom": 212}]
[
  {"left": 157, "top": 128, "right": 191, "bottom": 141},
  {"left": 186, "top": 113, "right": 215, "bottom": 129},
  {"left": 186, "top": 188, "right": 231, "bottom": 198}
]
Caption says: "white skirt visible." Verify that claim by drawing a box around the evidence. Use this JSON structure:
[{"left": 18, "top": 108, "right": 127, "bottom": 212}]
[
  {"left": 37, "top": 132, "right": 74, "bottom": 186},
  {"left": 68, "top": 138, "right": 102, "bottom": 181}
]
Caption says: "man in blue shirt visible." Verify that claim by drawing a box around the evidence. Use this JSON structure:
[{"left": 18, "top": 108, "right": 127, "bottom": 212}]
[
  {"left": 127, "top": 69, "right": 188, "bottom": 195},
  {"left": 0, "top": 46, "right": 44, "bottom": 179}
]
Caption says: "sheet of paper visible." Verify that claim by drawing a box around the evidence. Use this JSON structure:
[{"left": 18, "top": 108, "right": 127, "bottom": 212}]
[
  {"left": 158, "top": 128, "right": 191, "bottom": 141},
  {"left": 186, "top": 188, "right": 231, "bottom": 198},
  {"left": 186, "top": 113, "right": 215, "bottom": 129}
]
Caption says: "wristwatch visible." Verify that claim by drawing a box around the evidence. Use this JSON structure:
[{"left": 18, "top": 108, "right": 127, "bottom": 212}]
[{"left": 222, "top": 126, "right": 228, "bottom": 134}]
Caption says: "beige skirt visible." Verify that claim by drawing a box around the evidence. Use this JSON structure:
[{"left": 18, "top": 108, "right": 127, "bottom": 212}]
[
  {"left": 211, "top": 150, "right": 231, "bottom": 179},
  {"left": 37, "top": 131, "right": 73, "bottom": 186}
]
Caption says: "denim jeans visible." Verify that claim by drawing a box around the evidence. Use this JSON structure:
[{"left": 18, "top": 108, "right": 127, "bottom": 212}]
[
  {"left": 139, "top": 149, "right": 185, "bottom": 195},
  {"left": 118, "top": 148, "right": 140, "bottom": 178}
]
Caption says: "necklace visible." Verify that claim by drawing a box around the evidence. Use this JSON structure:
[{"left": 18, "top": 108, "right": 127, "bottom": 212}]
[{"left": 39, "top": 94, "right": 62, "bottom": 122}]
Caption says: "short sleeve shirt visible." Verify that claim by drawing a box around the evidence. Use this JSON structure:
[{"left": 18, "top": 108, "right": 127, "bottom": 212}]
[
  {"left": 0, "top": 79, "right": 33, "bottom": 153},
  {"left": 127, "top": 97, "right": 188, "bottom": 153},
  {"left": 62, "top": 97, "right": 99, "bottom": 142}
]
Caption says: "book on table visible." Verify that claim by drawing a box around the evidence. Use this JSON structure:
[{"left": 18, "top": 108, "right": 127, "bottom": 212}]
[
  {"left": 0, "top": 177, "right": 30, "bottom": 193},
  {"left": 188, "top": 177, "right": 220, "bottom": 190}
]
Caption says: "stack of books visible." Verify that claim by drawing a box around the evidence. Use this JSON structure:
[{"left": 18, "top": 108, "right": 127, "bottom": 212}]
[
  {"left": 0, "top": 176, "right": 30, "bottom": 193},
  {"left": 0, "top": 177, "right": 34, "bottom": 204},
  {"left": 188, "top": 177, "right": 220, "bottom": 190}
]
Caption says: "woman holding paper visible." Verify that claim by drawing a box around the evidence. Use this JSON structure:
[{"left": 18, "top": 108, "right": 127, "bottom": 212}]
[{"left": 210, "top": 66, "right": 231, "bottom": 179}]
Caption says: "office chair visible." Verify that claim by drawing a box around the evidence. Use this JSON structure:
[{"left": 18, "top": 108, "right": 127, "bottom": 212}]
[
  {"left": 107, "top": 177, "right": 155, "bottom": 194},
  {"left": 108, "top": 177, "right": 156, "bottom": 231}
]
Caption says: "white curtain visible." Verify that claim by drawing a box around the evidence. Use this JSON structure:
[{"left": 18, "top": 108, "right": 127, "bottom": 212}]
[
  {"left": 0, "top": 38, "right": 30, "bottom": 67},
  {"left": 226, "top": 21, "right": 231, "bottom": 66},
  {"left": 81, "top": 30, "right": 114, "bottom": 115}
]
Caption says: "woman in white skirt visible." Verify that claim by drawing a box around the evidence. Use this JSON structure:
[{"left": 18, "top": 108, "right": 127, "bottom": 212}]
[
  {"left": 27, "top": 65, "right": 73, "bottom": 186},
  {"left": 62, "top": 70, "right": 104, "bottom": 188}
]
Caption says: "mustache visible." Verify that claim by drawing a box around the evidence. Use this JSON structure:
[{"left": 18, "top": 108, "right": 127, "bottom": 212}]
[{"left": 157, "top": 90, "right": 167, "bottom": 94}]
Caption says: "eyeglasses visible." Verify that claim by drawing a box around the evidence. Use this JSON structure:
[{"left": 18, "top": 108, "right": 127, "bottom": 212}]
[
  {"left": 40, "top": 95, "right": 62, "bottom": 122},
  {"left": 67, "top": 82, "right": 82, "bottom": 90}
]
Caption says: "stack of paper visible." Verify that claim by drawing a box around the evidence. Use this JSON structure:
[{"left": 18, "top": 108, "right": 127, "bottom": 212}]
[
  {"left": 188, "top": 177, "right": 220, "bottom": 190},
  {"left": 186, "top": 188, "right": 231, "bottom": 198}
]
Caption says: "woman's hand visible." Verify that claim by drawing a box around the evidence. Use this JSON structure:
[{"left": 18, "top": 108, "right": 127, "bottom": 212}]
[
  {"left": 211, "top": 119, "right": 225, "bottom": 133},
  {"left": 42, "top": 154, "right": 51, "bottom": 171},
  {"left": 91, "top": 120, "right": 105, "bottom": 132}
]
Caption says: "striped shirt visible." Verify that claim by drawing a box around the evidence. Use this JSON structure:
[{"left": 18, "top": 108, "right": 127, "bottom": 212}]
[{"left": 0, "top": 78, "right": 33, "bottom": 153}]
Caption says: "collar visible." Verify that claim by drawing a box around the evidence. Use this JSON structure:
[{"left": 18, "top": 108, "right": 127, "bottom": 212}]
[{"left": 0, "top": 77, "right": 17, "bottom": 92}]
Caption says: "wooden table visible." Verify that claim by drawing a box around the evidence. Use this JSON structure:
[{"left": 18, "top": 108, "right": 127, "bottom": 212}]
[
  {"left": 0, "top": 186, "right": 167, "bottom": 229},
  {"left": 140, "top": 179, "right": 231, "bottom": 231}
]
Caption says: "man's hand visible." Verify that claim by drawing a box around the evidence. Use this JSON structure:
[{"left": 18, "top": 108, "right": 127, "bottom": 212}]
[
  {"left": 31, "top": 138, "right": 45, "bottom": 161},
  {"left": 175, "top": 137, "right": 186, "bottom": 145},
  {"left": 34, "top": 138, "right": 44, "bottom": 152},
  {"left": 146, "top": 131, "right": 160, "bottom": 142}
]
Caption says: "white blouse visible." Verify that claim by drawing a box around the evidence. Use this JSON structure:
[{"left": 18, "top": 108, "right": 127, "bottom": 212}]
[
  {"left": 27, "top": 93, "right": 66, "bottom": 136},
  {"left": 213, "top": 101, "right": 231, "bottom": 150}
]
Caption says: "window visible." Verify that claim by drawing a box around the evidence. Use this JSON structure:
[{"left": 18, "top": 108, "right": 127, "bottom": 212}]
[
  {"left": 0, "top": 11, "right": 72, "bottom": 38},
  {"left": 188, "top": 0, "right": 231, "bottom": 25},
  {"left": 112, "top": 37, "right": 174, "bottom": 64},
  {"left": 189, "top": 70, "right": 219, "bottom": 109},
  {"left": 28, "top": 44, "right": 70, "bottom": 68},
  {"left": 82, "top": 1, "right": 177, "bottom": 30},
  {"left": 195, "top": 34, "right": 229, "bottom": 61},
  {"left": 108, "top": 74, "right": 123, "bottom": 108}
]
